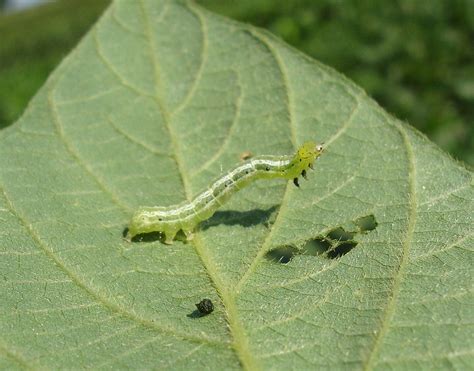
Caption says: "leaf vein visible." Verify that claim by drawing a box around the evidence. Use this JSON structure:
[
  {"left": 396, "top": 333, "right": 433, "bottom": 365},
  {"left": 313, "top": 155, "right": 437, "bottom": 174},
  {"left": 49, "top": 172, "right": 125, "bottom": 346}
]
[{"left": 362, "top": 121, "right": 418, "bottom": 370}]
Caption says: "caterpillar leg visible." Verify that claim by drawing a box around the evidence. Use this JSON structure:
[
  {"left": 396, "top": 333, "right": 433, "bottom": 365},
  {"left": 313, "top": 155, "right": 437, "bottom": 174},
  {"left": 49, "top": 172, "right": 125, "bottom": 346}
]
[
  {"left": 293, "top": 177, "right": 300, "bottom": 187},
  {"left": 124, "top": 228, "right": 135, "bottom": 243},
  {"left": 163, "top": 231, "right": 177, "bottom": 245},
  {"left": 183, "top": 230, "right": 194, "bottom": 241}
]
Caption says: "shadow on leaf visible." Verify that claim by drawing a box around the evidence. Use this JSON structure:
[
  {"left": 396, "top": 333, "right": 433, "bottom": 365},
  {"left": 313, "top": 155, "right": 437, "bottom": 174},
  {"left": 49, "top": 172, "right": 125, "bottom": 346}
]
[
  {"left": 201, "top": 205, "right": 279, "bottom": 230},
  {"left": 123, "top": 205, "right": 279, "bottom": 243}
]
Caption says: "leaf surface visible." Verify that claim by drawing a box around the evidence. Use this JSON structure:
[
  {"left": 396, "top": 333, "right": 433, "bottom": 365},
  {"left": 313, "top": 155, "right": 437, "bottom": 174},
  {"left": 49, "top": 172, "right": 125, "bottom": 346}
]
[{"left": 0, "top": 0, "right": 472, "bottom": 369}]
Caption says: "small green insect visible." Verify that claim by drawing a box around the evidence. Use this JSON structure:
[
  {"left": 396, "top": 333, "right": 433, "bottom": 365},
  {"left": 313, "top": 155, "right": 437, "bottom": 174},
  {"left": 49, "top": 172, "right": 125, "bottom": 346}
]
[{"left": 127, "top": 141, "right": 324, "bottom": 244}]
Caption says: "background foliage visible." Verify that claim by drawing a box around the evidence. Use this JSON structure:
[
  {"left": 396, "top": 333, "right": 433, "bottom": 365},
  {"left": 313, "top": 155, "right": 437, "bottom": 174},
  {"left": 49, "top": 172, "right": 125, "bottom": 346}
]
[
  {"left": 0, "top": 0, "right": 473, "bottom": 165},
  {"left": 0, "top": 0, "right": 110, "bottom": 130}
]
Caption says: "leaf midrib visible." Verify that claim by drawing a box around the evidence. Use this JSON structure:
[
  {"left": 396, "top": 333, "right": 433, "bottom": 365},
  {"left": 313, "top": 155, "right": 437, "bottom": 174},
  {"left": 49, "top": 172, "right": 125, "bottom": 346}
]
[{"left": 139, "top": 0, "right": 257, "bottom": 368}]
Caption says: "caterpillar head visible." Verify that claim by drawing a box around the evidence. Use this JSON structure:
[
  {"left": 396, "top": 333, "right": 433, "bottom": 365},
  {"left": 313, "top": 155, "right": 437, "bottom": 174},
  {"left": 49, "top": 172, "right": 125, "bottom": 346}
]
[
  {"left": 288, "top": 141, "right": 324, "bottom": 186},
  {"left": 297, "top": 141, "right": 323, "bottom": 164}
]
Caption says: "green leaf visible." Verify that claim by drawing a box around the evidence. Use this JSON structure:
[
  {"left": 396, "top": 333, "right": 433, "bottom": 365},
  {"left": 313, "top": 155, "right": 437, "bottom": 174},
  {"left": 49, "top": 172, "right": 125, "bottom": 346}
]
[{"left": 0, "top": 0, "right": 472, "bottom": 369}]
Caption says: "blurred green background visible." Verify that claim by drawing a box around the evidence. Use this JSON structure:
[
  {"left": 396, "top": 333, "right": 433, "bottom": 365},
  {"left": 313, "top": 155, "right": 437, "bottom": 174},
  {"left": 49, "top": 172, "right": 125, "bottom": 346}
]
[{"left": 1, "top": 0, "right": 472, "bottom": 165}]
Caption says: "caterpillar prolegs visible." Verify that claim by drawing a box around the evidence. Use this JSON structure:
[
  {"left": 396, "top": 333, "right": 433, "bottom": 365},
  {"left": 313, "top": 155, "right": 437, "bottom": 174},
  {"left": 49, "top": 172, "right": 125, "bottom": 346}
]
[{"left": 127, "top": 141, "right": 324, "bottom": 244}]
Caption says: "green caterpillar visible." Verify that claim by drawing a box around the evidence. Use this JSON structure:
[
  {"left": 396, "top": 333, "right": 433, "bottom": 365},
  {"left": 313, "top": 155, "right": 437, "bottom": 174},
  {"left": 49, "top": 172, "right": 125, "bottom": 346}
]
[{"left": 128, "top": 141, "right": 324, "bottom": 244}]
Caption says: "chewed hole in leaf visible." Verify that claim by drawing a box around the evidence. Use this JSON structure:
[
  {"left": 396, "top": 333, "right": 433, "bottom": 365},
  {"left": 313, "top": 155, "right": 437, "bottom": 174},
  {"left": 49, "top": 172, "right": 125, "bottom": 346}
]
[
  {"left": 301, "top": 235, "right": 357, "bottom": 260},
  {"left": 326, "top": 241, "right": 358, "bottom": 259},
  {"left": 355, "top": 214, "right": 378, "bottom": 233},
  {"left": 265, "top": 246, "right": 298, "bottom": 264},
  {"left": 301, "top": 237, "right": 331, "bottom": 256},
  {"left": 266, "top": 214, "right": 378, "bottom": 264},
  {"left": 327, "top": 227, "right": 355, "bottom": 242}
]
